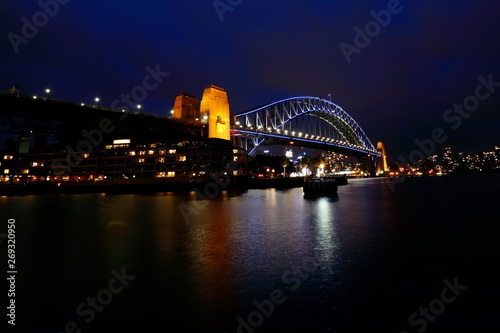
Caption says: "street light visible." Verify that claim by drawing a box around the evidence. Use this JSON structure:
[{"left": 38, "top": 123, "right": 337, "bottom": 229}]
[
  {"left": 45, "top": 88, "right": 51, "bottom": 99},
  {"left": 137, "top": 104, "right": 142, "bottom": 110},
  {"left": 95, "top": 97, "right": 100, "bottom": 108}
]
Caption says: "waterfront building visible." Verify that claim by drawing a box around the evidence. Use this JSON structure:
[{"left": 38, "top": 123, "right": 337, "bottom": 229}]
[{"left": 0, "top": 139, "right": 247, "bottom": 184}]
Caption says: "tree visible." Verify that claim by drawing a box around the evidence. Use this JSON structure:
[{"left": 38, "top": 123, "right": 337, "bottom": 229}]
[{"left": 280, "top": 157, "right": 290, "bottom": 177}]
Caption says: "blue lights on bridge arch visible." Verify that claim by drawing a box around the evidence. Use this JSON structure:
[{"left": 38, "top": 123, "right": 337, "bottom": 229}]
[{"left": 231, "top": 96, "right": 380, "bottom": 157}]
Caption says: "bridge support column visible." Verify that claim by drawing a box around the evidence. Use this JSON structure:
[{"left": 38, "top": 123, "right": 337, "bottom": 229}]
[
  {"left": 200, "top": 85, "right": 231, "bottom": 141},
  {"left": 376, "top": 141, "right": 389, "bottom": 175}
]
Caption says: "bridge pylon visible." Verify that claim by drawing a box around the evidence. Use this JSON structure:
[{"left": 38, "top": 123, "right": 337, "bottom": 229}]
[
  {"left": 200, "top": 85, "right": 231, "bottom": 141},
  {"left": 376, "top": 141, "right": 389, "bottom": 175}
]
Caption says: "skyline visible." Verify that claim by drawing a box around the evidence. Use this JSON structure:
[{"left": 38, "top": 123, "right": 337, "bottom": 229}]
[{"left": 1, "top": 1, "right": 500, "bottom": 160}]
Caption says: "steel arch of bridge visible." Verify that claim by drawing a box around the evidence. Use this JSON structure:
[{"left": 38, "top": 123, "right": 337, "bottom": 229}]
[{"left": 231, "top": 96, "right": 380, "bottom": 156}]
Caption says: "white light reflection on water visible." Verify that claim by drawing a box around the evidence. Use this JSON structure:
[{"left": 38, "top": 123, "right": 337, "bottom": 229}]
[{"left": 312, "top": 197, "right": 339, "bottom": 273}]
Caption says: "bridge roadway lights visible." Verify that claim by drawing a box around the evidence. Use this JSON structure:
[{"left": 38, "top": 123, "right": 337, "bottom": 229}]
[{"left": 231, "top": 129, "right": 381, "bottom": 158}]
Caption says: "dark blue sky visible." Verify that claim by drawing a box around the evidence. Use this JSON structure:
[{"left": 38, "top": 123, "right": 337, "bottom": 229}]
[{"left": 1, "top": 0, "right": 499, "bottom": 160}]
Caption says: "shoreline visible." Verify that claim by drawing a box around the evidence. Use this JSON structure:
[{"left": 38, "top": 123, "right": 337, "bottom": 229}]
[
  {"left": 4, "top": 173, "right": 495, "bottom": 196},
  {"left": 0, "top": 176, "right": 306, "bottom": 196}
]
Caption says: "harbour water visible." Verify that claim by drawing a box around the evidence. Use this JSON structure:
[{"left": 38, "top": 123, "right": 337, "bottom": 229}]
[{"left": 1, "top": 175, "right": 499, "bottom": 332}]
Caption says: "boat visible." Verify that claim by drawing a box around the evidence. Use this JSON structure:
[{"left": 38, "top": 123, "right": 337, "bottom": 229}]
[{"left": 303, "top": 177, "right": 338, "bottom": 198}]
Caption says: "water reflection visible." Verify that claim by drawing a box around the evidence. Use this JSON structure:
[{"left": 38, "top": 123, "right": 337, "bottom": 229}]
[
  {"left": 2, "top": 176, "right": 497, "bottom": 331},
  {"left": 314, "top": 197, "right": 338, "bottom": 268}
]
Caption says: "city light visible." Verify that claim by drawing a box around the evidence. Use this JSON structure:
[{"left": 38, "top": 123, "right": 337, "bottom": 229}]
[{"left": 113, "top": 139, "right": 131, "bottom": 145}]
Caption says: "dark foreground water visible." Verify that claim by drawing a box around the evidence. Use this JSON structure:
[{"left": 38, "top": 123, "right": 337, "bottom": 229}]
[{"left": 2, "top": 175, "right": 499, "bottom": 332}]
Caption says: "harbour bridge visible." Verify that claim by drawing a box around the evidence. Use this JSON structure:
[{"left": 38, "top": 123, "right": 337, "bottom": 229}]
[
  {"left": 229, "top": 96, "right": 385, "bottom": 173},
  {"left": 231, "top": 96, "right": 380, "bottom": 156},
  {"left": 0, "top": 91, "right": 387, "bottom": 174}
]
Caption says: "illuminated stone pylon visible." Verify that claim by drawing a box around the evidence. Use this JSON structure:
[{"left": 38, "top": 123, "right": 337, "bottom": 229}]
[
  {"left": 172, "top": 93, "right": 199, "bottom": 121},
  {"left": 376, "top": 141, "right": 389, "bottom": 174},
  {"left": 200, "top": 85, "right": 230, "bottom": 141}
]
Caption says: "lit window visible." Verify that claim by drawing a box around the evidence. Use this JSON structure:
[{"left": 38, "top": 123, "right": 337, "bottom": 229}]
[
  {"left": 178, "top": 156, "right": 186, "bottom": 162},
  {"left": 168, "top": 149, "right": 176, "bottom": 154},
  {"left": 233, "top": 156, "right": 238, "bottom": 162},
  {"left": 22, "top": 169, "right": 29, "bottom": 174},
  {"left": 159, "top": 150, "right": 166, "bottom": 155},
  {"left": 233, "top": 149, "right": 239, "bottom": 154},
  {"left": 158, "top": 157, "right": 165, "bottom": 163},
  {"left": 82, "top": 154, "right": 90, "bottom": 159},
  {"left": 148, "top": 150, "right": 155, "bottom": 155},
  {"left": 31, "top": 162, "right": 39, "bottom": 167},
  {"left": 167, "top": 171, "right": 175, "bottom": 177},
  {"left": 4, "top": 155, "right": 13, "bottom": 160},
  {"left": 113, "top": 139, "right": 130, "bottom": 145},
  {"left": 138, "top": 158, "right": 145, "bottom": 163},
  {"left": 139, "top": 151, "right": 146, "bottom": 155},
  {"left": 157, "top": 172, "right": 166, "bottom": 177},
  {"left": 4, "top": 169, "right": 10, "bottom": 174},
  {"left": 129, "top": 151, "right": 136, "bottom": 156}
]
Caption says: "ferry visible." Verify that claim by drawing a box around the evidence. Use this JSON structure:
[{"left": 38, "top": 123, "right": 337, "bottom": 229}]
[{"left": 303, "top": 177, "right": 339, "bottom": 198}]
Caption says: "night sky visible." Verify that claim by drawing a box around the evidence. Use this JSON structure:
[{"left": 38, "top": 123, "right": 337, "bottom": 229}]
[{"left": 1, "top": 0, "right": 499, "bottom": 160}]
